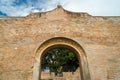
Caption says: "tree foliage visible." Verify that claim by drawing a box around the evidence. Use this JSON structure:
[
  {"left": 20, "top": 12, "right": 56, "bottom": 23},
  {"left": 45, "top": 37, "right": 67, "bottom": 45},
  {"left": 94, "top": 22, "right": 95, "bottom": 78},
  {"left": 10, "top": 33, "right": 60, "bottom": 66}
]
[{"left": 41, "top": 47, "right": 79, "bottom": 76}]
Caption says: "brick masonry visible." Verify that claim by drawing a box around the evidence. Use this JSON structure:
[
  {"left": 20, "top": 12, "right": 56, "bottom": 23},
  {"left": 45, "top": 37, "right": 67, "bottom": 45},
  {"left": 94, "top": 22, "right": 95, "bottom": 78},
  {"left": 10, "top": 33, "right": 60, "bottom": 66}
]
[{"left": 0, "top": 6, "right": 120, "bottom": 80}]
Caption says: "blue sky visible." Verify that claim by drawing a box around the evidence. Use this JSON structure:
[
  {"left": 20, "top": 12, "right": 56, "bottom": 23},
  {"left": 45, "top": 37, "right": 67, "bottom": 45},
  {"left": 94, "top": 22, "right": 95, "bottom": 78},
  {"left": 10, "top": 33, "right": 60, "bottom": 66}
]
[{"left": 0, "top": 0, "right": 120, "bottom": 16}]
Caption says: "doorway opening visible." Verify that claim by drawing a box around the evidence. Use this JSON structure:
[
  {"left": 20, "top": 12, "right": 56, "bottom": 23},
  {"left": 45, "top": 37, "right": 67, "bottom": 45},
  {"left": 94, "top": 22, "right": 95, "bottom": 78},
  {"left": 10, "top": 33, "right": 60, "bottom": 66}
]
[
  {"left": 41, "top": 47, "right": 81, "bottom": 80},
  {"left": 32, "top": 37, "right": 91, "bottom": 80}
]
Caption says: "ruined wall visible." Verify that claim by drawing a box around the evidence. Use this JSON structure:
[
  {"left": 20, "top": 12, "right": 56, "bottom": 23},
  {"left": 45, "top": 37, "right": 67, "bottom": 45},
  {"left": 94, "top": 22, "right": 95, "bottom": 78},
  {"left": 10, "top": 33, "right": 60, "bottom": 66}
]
[
  {"left": 41, "top": 71, "right": 80, "bottom": 80},
  {"left": 0, "top": 6, "right": 120, "bottom": 80}
]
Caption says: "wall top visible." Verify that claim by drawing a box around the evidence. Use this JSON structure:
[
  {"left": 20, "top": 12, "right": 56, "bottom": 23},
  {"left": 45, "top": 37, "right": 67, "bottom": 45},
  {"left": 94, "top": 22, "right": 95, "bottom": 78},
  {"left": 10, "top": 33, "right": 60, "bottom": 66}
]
[
  {"left": 27, "top": 5, "right": 91, "bottom": 19},
  {"left": 1, "top": 5, "right": 119, "bottom": 20}
]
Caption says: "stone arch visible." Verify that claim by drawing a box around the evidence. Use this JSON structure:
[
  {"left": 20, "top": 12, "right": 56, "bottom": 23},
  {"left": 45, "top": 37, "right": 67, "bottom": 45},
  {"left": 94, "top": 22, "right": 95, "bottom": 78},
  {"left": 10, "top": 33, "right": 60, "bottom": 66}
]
[{"left": 32, "top": 37, "right": 91, "bottom": 80}]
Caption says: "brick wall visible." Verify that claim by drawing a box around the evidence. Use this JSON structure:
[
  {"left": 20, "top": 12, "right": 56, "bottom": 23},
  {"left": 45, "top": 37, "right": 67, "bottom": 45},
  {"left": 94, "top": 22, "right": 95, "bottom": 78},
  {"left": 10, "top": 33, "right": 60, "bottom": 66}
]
[
  {"left": 0, "top": 6, "right": 120, "bottom": 80},
  {"left": 41, "top": 71, "right": 81, "bottom": 80}
]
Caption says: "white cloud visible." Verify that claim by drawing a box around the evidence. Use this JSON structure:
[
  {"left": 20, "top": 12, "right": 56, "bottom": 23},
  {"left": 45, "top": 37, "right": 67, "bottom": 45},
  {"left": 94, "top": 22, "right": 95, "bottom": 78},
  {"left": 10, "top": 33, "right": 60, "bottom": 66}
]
[
  {"left": 0, "top": 0, "right": 59, "bottom": 16},
  {"left": 0, "top": 0, "right": 120, "bottom": 16},
  {"left": 62, "top": 0, "right": 120, "bottom": 16}
]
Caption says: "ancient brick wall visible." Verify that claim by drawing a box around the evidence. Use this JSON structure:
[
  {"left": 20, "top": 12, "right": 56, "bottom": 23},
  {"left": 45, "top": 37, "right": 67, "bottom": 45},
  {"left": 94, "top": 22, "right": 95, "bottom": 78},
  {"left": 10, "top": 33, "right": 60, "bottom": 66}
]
[
  {"left": 41, "top": 72, "right": 80, "bottom": 80},
  {"left": 0, "top": 6, "right": 120, "bottom": 80}
]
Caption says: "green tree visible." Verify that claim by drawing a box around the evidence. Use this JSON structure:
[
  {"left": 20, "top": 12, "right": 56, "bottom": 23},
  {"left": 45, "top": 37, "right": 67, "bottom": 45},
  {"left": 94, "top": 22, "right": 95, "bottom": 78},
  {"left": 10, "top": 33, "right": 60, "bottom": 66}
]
[{"left": 41, "top": 47, "right": 79, "bottom": 76}]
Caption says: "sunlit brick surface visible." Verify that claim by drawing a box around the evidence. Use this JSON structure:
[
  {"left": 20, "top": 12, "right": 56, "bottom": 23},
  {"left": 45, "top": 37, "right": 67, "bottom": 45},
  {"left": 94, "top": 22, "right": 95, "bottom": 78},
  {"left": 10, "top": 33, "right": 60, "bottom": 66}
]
[{"left": 0, "top": 6, "right": 120, "bottom": 80}]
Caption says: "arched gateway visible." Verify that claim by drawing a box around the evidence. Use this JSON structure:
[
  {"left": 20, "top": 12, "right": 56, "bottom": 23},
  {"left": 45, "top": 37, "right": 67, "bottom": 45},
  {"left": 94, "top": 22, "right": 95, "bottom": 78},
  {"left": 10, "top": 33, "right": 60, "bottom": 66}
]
[{"left": 32, "top": 37, "right": 91, "bottom": 80}]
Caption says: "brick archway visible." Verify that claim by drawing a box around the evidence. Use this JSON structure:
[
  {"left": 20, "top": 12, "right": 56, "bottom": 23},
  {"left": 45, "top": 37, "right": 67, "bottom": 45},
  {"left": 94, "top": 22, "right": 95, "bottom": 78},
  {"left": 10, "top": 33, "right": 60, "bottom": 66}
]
[{"left": 32, "top": 37, "right": 91, "bottom": 80}]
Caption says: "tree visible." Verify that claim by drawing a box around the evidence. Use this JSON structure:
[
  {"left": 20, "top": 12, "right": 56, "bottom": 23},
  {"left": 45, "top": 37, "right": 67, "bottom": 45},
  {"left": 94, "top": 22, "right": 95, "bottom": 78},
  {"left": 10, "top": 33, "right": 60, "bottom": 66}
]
[{"left": 41, "top": 47, "right": 79, "bottom": 76}]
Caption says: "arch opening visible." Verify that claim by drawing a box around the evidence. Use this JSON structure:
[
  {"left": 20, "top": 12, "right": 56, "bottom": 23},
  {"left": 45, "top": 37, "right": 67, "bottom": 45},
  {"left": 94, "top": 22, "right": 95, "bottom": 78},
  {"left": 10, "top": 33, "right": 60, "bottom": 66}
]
[
  {"left": 32, "top": 37, "right": 91, "bottom": 80},
  {"left": 41, "top": 46, "right": 81, "bottom": 80}
]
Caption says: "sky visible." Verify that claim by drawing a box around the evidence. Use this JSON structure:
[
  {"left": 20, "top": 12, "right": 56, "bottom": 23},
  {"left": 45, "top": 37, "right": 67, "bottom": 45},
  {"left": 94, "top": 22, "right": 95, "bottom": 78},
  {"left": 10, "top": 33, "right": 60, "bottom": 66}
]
[{"left": 0, "top": 0, "right": 120, "bottom": 16}]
